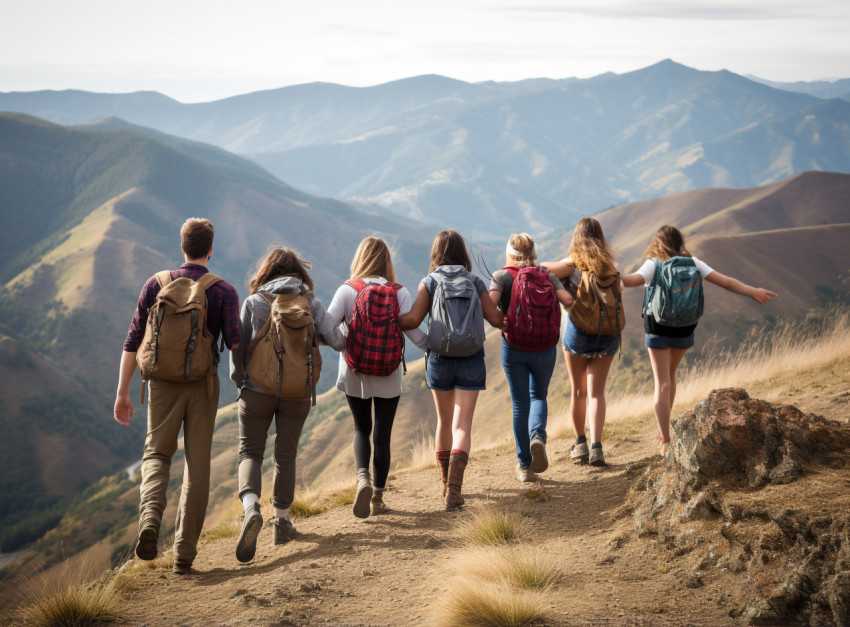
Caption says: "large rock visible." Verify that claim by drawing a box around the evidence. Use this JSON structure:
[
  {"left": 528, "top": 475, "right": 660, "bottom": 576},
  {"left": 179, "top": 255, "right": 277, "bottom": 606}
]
[
  {"left": 629, "top": 388, "right": 850, "bottom": 626},
  {"left": 670, "top": 388, "right": 850, "bottom": 489}
]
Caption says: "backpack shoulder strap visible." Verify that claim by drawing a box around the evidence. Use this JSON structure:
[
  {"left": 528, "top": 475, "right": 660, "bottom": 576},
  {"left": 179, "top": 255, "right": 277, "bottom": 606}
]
[
  {"left": 386, "top": 282, "right": 403, "bottom": 293},
  {"left": 195, "top": 273, "right": 222, "bottom": 291},
  {"left": 346, "top": 279, "right": 367, "bottom": 293},
  {"left": 155, "top": 270, "right": 173, "bottom": 288}
]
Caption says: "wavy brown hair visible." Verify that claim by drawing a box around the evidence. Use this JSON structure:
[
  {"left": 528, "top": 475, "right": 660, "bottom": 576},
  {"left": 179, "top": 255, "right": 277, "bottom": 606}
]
[
  {"left": 350, "top": 237, "right": 396, "bottom": 282},
  {"left": 644, "top": 225, "right": 690, "bottom": 261},
  {"left": 567, "top": 217, "right": 616, "bottom": 275},
  {"left": 429, "top": 230, "right": 471, "bottom": 272},
  {"left": 506, "top": 232, "right": 537, "bottom": 268},
  {"left": 249, "top": 246, "right": 314, "bottom": 295}
]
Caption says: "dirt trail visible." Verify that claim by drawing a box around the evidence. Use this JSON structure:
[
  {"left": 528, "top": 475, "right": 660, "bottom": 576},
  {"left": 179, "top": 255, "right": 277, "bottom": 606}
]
[{"left": 115, "top": 361, "right": 849, "bottom": 627}]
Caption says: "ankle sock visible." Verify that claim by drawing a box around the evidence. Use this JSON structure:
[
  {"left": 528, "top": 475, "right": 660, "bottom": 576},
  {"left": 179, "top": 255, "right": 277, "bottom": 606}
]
[
  {"left": 275, "top": 507, "right": 290, "bottom": 521},
  {"left": 591, "top": 442, "right": 602, "bottom": 449},
  {"left": 242, "top": 493, "right": 259, "bottom": 512},
  {"left": 576, "top": 435, "right": 587, "bottom": 444}
]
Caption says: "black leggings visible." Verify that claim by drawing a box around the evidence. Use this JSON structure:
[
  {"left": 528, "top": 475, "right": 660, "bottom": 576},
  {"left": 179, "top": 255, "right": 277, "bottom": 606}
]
[{"left": 346, "top": 395, "right": 399, "bottom": 489}]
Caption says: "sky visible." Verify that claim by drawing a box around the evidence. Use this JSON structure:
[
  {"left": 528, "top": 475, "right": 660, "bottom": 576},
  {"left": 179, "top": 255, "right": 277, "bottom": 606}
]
[{"left": 1, "top": 0, "right": 849, "bottom": 103}]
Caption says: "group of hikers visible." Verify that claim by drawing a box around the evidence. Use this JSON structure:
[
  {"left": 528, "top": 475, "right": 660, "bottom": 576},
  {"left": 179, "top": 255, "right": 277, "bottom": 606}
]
[{"left": 113, "top": 217, "right": 776, "bottom": 574}]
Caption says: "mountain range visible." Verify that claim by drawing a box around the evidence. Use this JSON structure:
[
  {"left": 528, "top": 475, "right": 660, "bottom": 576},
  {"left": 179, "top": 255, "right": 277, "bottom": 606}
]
[{"left": 3, "top": 60, "right": 850, "bottom": 238}]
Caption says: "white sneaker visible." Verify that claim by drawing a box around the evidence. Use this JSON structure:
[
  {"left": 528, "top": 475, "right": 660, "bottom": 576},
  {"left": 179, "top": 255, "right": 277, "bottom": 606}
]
[
  {"left": 530, "top": 438, "right": 548, "bottom": 473},
  {"left": 515, "top": 463, "right": 538, "bottom": 482}
]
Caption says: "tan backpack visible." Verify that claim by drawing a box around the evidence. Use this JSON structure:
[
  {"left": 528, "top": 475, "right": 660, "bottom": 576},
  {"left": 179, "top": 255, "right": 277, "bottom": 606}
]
[
  {"left": 136, "top": 271, "right": 222, "bottom": 402},
  {"left": 570, "top": 270, "right": 625, "bottom": 338},
  {"left": 246, "top": 292, "right": 322, "bottom": 405}
]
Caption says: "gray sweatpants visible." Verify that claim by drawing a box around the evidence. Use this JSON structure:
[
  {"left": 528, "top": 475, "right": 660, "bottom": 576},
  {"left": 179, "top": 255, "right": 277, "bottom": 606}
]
[{"left": 237, "top": 388, "right": 311, "bottom": 509}]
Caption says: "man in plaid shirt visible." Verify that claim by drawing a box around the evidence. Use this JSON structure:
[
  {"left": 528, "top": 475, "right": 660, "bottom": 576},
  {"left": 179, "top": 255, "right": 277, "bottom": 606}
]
[{"left": 114, "top": 218, "right": 240, "bottom": 575}]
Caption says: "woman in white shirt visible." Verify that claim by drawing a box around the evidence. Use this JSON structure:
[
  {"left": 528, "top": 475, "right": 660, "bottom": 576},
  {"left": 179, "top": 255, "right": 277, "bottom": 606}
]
[
  {"left": 621, "top": 225, "right": 776, "bottom": 456},
  {"left": 328, "top": 237, "right": 427, "bottom": 518}
]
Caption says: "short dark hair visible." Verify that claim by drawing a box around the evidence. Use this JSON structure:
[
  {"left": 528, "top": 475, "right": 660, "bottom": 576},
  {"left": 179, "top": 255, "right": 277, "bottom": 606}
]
[{"left": 180, "top": 218, "right": 214, "bottom": 259}]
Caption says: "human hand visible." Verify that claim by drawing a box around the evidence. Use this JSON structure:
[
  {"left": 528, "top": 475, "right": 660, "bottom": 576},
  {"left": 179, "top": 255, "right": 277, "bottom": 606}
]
[
  {"left": 751, "top": 288, "right": 777, "bottom": 305},
  {"left": 114, "top": 395, "right": 133, "bottom": 426}
]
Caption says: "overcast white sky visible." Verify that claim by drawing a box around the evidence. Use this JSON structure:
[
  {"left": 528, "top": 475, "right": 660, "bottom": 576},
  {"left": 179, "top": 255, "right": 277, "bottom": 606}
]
[{"left": 1, "top": 0, "right": 849, "bottom": 102}]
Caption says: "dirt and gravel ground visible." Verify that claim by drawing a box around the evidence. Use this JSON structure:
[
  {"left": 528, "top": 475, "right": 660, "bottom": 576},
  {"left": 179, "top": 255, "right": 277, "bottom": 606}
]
[{"left": 111, "top": 356, "right": 849, "bottom": 627}]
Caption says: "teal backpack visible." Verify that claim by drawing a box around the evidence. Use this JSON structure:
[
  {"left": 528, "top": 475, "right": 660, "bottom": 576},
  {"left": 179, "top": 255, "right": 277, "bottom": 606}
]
[{"left": 642, "top": 257, "right": 704, "bottom": 327}]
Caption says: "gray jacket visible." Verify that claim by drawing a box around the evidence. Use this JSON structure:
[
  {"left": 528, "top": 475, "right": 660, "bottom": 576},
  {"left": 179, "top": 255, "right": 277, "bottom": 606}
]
[{"left": 230, "top": 277, "right": 345, "bottom": 394}]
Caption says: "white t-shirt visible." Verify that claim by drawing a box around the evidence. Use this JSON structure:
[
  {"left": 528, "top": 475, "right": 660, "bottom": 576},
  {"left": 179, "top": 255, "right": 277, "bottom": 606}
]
[
  {"left": 636, "top": 257, "right": 714, "bottom": 286},
  {"left": 327, "top": 277, "right": 428, "bottom": 399}
]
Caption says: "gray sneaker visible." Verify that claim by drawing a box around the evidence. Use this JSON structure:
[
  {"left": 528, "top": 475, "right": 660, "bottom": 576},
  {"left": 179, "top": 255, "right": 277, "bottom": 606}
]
[
  {"left": 272, "top": 517, "right": 297, "bottom": 545},
  {"left": 370, "top": 489, "right": 386, "bottom": 515},
  {"left": 235, "top": 503, "right": 263, "bottom": 563},
  {"left": 515, "top": 462, "right": 538, "bottom": 482},
  {"left": 589, "top": 446, "right": 606, "bottom": 466},
  {"left": 353, "top": 475, "right": 373, "bottom": 519},
  {"left": 530, "top": 437, "right": 548, "bottom": 473},
  {"left": 570, "top": 441, "right": 589, "bottom": 465}
]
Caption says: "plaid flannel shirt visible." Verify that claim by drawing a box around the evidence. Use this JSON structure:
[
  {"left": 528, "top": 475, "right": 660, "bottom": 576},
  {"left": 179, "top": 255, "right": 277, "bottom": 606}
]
[{"left": 123, "top": 263, "right": 240, "bottom": 352}]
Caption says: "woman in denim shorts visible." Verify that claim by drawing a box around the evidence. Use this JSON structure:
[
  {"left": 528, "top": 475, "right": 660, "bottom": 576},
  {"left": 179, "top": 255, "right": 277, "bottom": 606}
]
[
  {"left": 621, "top": 225, "right": 776, "bottom": 456},
  {"left": 544, "top": 218, "right": 622, "bottom": 467},
  {"left": 400, "top": 230, "right": 505, "bottom": 510}
]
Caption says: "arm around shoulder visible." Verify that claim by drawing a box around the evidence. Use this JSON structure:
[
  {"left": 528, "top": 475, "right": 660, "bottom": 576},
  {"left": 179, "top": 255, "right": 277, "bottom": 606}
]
[{"left": 541, "top": 260, "right": 575, "bottom": 281}]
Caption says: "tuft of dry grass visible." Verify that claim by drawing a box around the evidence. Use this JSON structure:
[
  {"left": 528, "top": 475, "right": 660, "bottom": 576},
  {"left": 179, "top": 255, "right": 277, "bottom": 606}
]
[
  {"left": 327, "top": 484, "right": 356, "bottom": 507},
  {"left": 464, "top": 548, "right": 561, "bottom": 591},
  {"left": 460, "top": 508, "right": 526, "bottom": 546},
  {"left": 16, "top": 565, "right": 121, "bottom": 626},
  {"left": 200, "top": 519, "right": 240, "bottom": 543},
  {"left": 403, "top": 427, "right": 438, "bottom": 473},
  {"left": 290, "top": 478, "right": 359, "bottom": 519},
  {"left": 437, "top": 580, "right": 549, "bottom": 627}
]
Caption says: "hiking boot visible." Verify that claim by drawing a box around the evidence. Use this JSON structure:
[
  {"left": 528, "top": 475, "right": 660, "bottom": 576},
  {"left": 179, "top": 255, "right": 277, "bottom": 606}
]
[
  {"left": 172, "top": 559, "right": 195, "bottom": 575},
  {"left": 570, "top": 441, "right": 589, "bottom": 465},
  {"left": 437, "top": 450, "right": 450, "bottom": 497},
  {"left": 516, "top": 463, "right": 537, "bottom": 483},
  {"left": 235, "top": 503, "right": 263, "bottom": 563},
  {"left": 353, "top": 469, "right": 373, "bottom": 519},
  {"left": 272, "top": 517, "right": 297, "bottom": 545},
  {"left": 589, "top": 445, "right": 606, "bottom": 466},
  {"left": 135, "top": 523, "right": 159, "bottom": 561},
  {"left": 370, "top": 488, "right": 386, "bottom": 515},
  {"left": 530, "top": 437, "right": 548, "bottom": 473},
  {"left": 446, "top": 452, "right": 468, "bottom": 511}
]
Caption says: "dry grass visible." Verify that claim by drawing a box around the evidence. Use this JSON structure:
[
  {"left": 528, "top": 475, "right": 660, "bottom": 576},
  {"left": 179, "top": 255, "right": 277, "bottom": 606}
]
[
  {"left": 15, "top": 564, "right": 121, "bottom": 626},
  {"left": 464, "top": 548, "right": 561, "bottom": 591},
  {"left": 460, "top": 508, "right": 526, "bottom": 546},
  {"left": 404, "top": 427, "right": 438, "bottom": 472},
  {"left": 437, "top": 580, "right": 549, "bottom": 627},
  {"left": 291, "top": 479, "right": 357, "bottom": 519}
]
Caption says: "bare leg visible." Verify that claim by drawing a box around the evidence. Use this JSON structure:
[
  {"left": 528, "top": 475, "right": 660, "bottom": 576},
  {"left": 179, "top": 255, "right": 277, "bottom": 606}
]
[
  {"left": 586, "top": 356, "right": 614, "bottom": 443},
  {"left": 668, "top": 348, "right": 688, "bottom": 410},
  {"left": 450, "top": 389, "right": 480, "bottom": 453},
  {"left": 647, "top": 348, "right": 673, "bottom": 443},
  {"left": 432, "top": 389, "right": 455, "bottom": 451},
  {"left": 564, "top": 349, "right": 588, "bottom": 437}
]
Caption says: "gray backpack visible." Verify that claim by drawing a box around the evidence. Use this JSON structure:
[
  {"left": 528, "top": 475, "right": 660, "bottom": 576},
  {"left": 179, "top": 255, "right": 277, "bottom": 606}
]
[{"left": 426, "top": 267, "right": 485, "bottom": 357}]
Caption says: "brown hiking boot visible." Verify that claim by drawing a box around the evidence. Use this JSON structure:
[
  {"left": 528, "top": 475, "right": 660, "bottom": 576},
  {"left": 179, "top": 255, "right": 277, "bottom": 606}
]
[
  {"left": 272, "top": 517, "right": 297, "bottom": 545},
  {"left": 437, "top": 450, "right": 450, "bottom": 497},
  {"left": 446, "top": 451, "right": 468, "bottom": 511},
  {"left": 370, "top": 488, "right": 386, "bottom": 515},
  {"left": 135, "top": 523, "right": 159, "bottom": 561}
]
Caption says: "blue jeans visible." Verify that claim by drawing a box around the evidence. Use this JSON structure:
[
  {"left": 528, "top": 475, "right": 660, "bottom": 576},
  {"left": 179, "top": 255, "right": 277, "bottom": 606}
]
[{"left": 501, "top": 339, "right": 557, "bottom": 467}]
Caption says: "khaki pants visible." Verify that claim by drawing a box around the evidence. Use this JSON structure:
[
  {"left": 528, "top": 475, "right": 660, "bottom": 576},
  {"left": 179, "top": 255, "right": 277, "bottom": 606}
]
[
  {"left": 237, "top": 388, "right": 311, "bottom": 509},
  {"left": 139, "top": 376, "right": 219, "bottom": 565}
]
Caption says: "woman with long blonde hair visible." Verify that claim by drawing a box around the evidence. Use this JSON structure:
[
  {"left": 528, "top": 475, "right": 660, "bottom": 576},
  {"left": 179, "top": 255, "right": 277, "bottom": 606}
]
[
  {"left": 328, "top": 237, "right": 427, "bottom": 518},
  {"left": 543, "top": 218, "right": 622, "bottom": 466},
  {"left": 620, "top": 225, "right": 776, "bottom": 455}
]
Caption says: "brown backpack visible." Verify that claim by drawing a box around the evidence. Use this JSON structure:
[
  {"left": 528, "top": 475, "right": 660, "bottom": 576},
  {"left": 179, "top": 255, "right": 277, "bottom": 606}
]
[
  {"left": 246, "top": 292, "right": 322, "bottom": 405},
  {"left": 570, "top": 270, "right": 625, "bottom": 338},
  {"left": 136, "top": 271, "right": 222, "bottom": 402}
]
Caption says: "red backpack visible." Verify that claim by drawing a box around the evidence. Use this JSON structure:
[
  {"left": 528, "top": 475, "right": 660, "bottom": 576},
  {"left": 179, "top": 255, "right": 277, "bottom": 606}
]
[
  {"left": 344, "top": 279, "right": 406, "bottom": 376},
  {"left": 503, "top": 266, "right": 561, "bottom": 351}
]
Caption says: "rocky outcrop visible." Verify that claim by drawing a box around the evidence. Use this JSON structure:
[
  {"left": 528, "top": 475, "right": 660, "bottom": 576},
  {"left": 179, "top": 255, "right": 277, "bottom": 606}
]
[{"left": 630, "top": 388, "right": 850, "bottom": 626}]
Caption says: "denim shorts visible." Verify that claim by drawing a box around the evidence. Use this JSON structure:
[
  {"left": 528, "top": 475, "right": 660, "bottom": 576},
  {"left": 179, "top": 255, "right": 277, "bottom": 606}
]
[
  {"left": 645, "top": 332, "right": 695, "bottom": 350},
  {"left": 563, "top": 317, "right": 619, "bottom": 358},
  {"left": 426, "top": 350, "right": 486, "bottom": 391}
]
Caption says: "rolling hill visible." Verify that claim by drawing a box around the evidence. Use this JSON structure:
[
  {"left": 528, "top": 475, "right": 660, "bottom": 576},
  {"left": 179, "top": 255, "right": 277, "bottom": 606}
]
[{"left": 4, "top": 61, "right": 850, "bottom": 238}]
